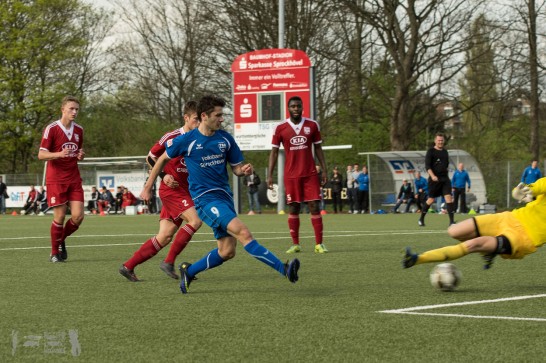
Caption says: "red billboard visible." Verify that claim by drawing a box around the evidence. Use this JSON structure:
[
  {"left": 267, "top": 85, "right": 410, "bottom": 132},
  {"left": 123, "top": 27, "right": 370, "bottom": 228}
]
[{"left": 231, "top": 49, "right": 312, "bottom": 150}]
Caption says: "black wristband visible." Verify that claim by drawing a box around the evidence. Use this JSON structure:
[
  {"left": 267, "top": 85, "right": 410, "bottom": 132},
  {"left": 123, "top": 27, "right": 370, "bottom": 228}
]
[{"left": 158, "top": 172, "right": 166, "bottom": 180}]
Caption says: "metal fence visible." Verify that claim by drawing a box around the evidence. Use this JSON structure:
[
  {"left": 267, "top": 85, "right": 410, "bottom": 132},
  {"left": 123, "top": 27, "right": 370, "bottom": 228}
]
[{"left": 1, "top": 159, "right": 542, "bottom": 212}]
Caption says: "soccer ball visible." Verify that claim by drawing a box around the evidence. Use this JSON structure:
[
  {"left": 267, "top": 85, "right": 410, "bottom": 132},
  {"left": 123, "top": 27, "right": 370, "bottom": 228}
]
[{"left": 429, "top": 263, "right": 462, "bottom": 291}]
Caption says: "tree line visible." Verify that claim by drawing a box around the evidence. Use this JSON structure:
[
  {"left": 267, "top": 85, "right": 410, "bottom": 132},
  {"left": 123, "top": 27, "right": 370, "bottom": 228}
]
[{"left": 1, "top": 0, "right": 545, "bottom": 184}]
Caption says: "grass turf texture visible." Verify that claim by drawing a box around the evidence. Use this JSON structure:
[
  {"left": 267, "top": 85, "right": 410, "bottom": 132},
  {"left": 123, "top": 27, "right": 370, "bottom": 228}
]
[{"left": 1, "top": 213, "right": 545, "bottom": 362}]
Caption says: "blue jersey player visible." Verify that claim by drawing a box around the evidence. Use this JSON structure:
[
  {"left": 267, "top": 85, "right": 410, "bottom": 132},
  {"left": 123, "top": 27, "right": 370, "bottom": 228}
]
[{"left": 141, "top": 95, "right": 300, "bottom": 294}]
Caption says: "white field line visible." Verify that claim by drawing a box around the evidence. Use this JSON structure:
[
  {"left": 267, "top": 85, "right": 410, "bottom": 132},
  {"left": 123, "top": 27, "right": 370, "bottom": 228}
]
[
  {"left": 0, "top": 229, "right": 443, "bottom": 242},
  {"left": 0, "top": 230, "right": 444, "bottom": 252},
  {"left": 379, "top": 294, "right": 546, "bottom": 322}
]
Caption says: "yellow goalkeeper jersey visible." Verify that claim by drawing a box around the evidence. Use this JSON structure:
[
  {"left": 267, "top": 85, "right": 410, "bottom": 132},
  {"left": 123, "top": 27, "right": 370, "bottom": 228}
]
[{"left": 512, "top": 177, "right": 546, "bottom": 247}]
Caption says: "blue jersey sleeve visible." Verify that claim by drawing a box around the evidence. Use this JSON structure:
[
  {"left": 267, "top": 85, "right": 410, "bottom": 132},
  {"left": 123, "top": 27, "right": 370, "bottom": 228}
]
[
  {"left": 222, "top": 131, "right": 244, "bottom": 166},
  {"left": 165, "top": 132, "right": 189, "bottom": 159}
]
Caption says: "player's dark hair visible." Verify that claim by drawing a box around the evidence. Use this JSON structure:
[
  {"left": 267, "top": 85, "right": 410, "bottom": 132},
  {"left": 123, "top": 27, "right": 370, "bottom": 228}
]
[
  {"left": 62, "top": 95, "right": 80, "bottom": 106},
  {"left": 435, "top": 132, "right": 445, "bottom": 139},
  {"left": 183, "top": 100, "right": 197, "bottom": 116},
  {"left": 197, "top": 95, "right": 225, "bottom": 120},
  {"left": 287, "top": 96, "right": 303, "bottom": 106}
]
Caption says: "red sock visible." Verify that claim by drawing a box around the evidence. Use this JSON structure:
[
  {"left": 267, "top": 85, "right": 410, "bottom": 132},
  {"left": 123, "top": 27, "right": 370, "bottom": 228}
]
[
  {"left": 62, "top": 219, "right": 80, "bottom": 241},
  {"left": 164, "top": 224, "right": 196, "bottom": 264},
  {"left": 288, "top": 214, "right": 300, "bottom": 245},
  {"left": 124, "top": 237, "right": 162, "bottom": 270},
  {"left": 311, "top": 214, "right": 323, "bottom": 245},
  {"left": 50, "top": 221, "right": 63, "bottom": 255}
]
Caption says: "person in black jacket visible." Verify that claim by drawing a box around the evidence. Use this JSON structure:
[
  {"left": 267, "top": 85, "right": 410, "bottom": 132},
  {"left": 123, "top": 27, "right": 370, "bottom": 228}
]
[
  {"left": 87, "top": 186, "right": 99, "bottom": 214},
  {"left": 329, "top": 167, "right": 343, "bottom": 213},
  {"left": 418, "top": 133, "right": 455, "bottom": 227},
  {"left": 114, "top": 186, "right": 123, "bottom": 214},
  {"left": 243, "top": 171, "right": 261, "bottom": 215},
  {"left": 0, "top": 176, "right": 7, "bottom": 215}
]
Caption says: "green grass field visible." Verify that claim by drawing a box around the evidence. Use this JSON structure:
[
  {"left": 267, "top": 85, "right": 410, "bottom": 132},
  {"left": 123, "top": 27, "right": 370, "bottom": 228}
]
[{"left": 1, "top": 212, "right": 545, "bottom": 362}]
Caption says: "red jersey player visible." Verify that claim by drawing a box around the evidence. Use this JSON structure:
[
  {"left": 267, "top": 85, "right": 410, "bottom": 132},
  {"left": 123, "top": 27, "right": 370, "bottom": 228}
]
[
  {"left": 119, "top": 101, "right": 203, "bottom": 281},
  {"left": 38, "top": 96, "right": 85, "bottom": 263},
  {"left": 267, "top": 96, "right": 328, "bottom": 254}
]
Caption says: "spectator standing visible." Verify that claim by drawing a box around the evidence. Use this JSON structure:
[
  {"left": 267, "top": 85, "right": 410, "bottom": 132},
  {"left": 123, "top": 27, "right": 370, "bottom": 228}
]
[
  {"left": 267, "top": 96, "right": 328, "bottom": 254},
  {"left": 38, "top": 95, "right": 85, "bottom": 262},
  {"left": 0, "top": 176, "right": 7, "bottom": 214},
  {"left": 418, "top": 133, "right": 455, "bottom": 227},
  {"left": 356, "top": 165, "right": 370, "bottom": 213},
  {"left": 243, "top": 170, "right": 261, "bottom": 215},
  {"left": 393, "top": 179, "right": 415, "bottom": 213},
  {"left": 22, "top": 185, "right": 39, "bottom": 215},
  {"left": 351, "top": 164, "right": 361, "bottom": 214},
  {"left": 329, "top": 167, "right": 343, "bottom": 214},
  {"left": 413, "top": 171, "right": 428, "bottom": 213},
  {"left": 452, "top": 162, "right": 471, "bottom": 213},
  {"left": 346, "top": 164, "right": 356, "bottom": 214},
  {"left": 521, "top": 159, "right": 542, "bottom": 184}
]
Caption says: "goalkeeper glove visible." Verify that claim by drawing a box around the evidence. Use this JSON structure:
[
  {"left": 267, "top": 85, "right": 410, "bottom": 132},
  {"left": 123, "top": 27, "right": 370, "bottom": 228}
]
[{"left": 511, "top": 182, "right": 533, "bottom": 203}]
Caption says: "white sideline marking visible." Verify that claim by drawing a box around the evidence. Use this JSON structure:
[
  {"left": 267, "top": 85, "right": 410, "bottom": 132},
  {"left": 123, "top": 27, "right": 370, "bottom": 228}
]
[
  {"left": 379, "top": 294, "right": 546, "bottom": 322},
  {"left": 0, "top": 229, "right": 443, "bottom": 242},
  {"left": 0, "top": 230, "right": 444, "bottom": 252}
]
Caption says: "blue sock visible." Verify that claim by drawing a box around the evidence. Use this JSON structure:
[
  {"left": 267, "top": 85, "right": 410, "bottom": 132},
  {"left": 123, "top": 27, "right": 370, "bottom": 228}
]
[
  {"left": 187, "top": 248, "right": 224, "bottom": 277},
  {"left": 244, "top": 240, "right": 285, "bottom": 276}
]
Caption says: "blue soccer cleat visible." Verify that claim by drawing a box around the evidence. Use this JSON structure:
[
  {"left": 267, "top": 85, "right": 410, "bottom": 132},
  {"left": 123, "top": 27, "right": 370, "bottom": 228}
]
[
  {"left": 284, "top": 258, "right": 300, "bottom": 283},
  {"left": 178, "top": 262, "right": 195, "bottom": 294}
]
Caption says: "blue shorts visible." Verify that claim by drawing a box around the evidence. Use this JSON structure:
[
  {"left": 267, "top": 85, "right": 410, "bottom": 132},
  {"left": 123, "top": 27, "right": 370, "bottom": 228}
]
[{"left": 195, "top": 192, "right": 237, "bottom": 240}]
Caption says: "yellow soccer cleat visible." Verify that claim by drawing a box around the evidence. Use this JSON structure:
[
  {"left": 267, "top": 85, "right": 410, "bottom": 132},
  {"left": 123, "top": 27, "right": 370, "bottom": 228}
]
[
  {"left": 286, "top": 245, "right": 301, "bottom": 254},
  {"left": 314, "top": 244, "right": 329, "bottom": 254}
]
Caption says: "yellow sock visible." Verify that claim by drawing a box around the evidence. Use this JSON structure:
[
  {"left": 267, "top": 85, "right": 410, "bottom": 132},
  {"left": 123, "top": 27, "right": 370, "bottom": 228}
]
[{"left": 416, "top": 243, "right": 469, "bottom": 265}]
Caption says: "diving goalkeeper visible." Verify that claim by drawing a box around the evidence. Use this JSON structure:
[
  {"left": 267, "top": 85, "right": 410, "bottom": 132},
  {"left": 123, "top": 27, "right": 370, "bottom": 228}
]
[{"left": 403, "top": 178, "right": 545, "bottom": 269}]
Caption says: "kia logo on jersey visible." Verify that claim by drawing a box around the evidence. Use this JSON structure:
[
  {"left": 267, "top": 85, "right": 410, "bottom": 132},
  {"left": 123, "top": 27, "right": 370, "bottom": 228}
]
[
  {"left": 62, "top": 142, "right": 78, "bottom": 151},
  {"left": 290, "top": 136, "right": 307, "bottom": 146}
]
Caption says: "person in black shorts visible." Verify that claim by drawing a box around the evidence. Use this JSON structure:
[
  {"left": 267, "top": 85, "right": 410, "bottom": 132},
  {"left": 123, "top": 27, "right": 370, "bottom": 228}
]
[{"left": 418, "top": 133, "right": 455, "bottom": 227}]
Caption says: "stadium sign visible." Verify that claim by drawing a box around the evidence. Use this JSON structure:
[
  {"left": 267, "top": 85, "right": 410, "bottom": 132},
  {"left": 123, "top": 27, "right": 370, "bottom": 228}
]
[{"left": 231, "top": 49, "right": 313, "bottom": 151}]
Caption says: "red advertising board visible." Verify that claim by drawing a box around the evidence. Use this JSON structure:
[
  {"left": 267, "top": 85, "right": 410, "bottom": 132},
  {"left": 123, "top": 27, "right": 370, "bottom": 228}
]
[{"left": 231, "top": 49, "right": 312, "bottom": 150}]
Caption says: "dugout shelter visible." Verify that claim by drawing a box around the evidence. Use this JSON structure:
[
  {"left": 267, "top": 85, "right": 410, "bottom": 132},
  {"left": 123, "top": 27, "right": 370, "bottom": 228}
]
[{"left": 357, "top": 150, "right": 486, "bottom": 212}]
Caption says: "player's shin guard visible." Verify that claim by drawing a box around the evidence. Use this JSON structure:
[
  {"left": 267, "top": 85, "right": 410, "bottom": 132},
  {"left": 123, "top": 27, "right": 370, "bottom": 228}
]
[
  {"left": 244, "top": 240, "right": 285, "bottom": 275},
  {"left": 417, "top": 243, "right": 469, "bottom": 265},
  {"left": 288, "top": 214, "right": 300, "bottom": 245},
  {"left": 50, "top": 221, "right": 63, "bottom": 255},
  {"left": 124, "top": 237, "right": 163, "bottom": 270},
  {"left": 187, "top": 248, "right": 224, "bottom": 277},
  {"left": 310, "top": 214, "right": 323, "bottom": 245},
  {"left": 62, "top": 218, "right": 79, "bottom": 241},
  {"left": 164, "top": 224, "right": 196, "bottom": 264}
]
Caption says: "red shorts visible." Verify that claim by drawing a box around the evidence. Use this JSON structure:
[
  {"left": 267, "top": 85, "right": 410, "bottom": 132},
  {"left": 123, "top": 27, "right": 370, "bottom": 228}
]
[
  {"left": 284, "top": 175, "right": 321, "bottom": 204},
  {"left": 46, "top": 182, "right": 84, "bottom": 207},
  {"left": 159, "top": 188, "right": 194, "bottom": 227}
]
